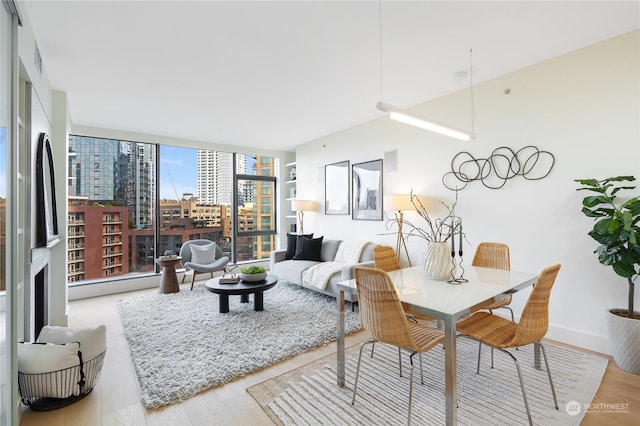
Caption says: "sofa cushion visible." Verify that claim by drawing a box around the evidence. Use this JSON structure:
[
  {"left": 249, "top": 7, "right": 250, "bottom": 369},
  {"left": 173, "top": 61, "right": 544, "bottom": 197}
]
[
  {"left": 272, "top": 259, "right": 321, "bottom": 284},
  {"left": 293, "top": 236, "right": 324, "bottom": 261},
  {"left": 321, "top": 239, "right": 342, "bottom": 262},
  {"left": 286, "top": 232, "right": 312, "bottom": 260}
]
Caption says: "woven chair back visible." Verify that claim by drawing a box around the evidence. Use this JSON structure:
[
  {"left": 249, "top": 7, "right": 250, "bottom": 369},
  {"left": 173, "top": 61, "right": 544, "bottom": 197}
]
[
  {"left": 471, "top": 242, "right": 511, "bottom": 270},
  {"left": 354, "top": 267, "right": 417, "bottom": 350},
  {"left": 373, "top": 245, "right": 401, "bottom": 272},
  {"left": 511, "top": 264, "right": 561, "bottom": 346}
]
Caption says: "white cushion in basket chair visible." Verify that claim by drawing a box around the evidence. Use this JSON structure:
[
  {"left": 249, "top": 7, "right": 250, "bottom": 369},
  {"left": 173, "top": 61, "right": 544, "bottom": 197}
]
[
  {"left": 18, "top": 342, "right": 81, "bottom": 398},
  {"left": 38, "top": 325, "right": 107, "bottom": 390}
]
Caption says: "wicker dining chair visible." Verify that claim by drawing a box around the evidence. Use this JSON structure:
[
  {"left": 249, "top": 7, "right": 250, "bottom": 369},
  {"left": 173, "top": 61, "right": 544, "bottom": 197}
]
[
  {"left": 351, "top": 267, "right": 445, "bottom": 425},
  {"left": 456, "top": 264, "right": 561, "bottom": 426},
  {"left": 373, "top": 245, "right": 402, "bottom": 272},
  {"left": 471, "top": 242, "right": 514, "bottom": 320}
]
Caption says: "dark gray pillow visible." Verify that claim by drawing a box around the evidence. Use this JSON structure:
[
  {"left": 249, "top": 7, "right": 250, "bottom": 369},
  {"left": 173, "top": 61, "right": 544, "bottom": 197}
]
[
  {"left": 286, "top": 233, "right": 312, "bottom": 260},
  {"left": 293, "top": 236, "right": 324, "bottom": 261}
]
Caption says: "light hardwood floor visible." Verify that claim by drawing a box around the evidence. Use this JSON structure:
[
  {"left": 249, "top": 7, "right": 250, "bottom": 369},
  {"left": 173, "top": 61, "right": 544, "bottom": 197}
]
[{"left": 19, "top": 283, "right": 640, "bottom": 426}]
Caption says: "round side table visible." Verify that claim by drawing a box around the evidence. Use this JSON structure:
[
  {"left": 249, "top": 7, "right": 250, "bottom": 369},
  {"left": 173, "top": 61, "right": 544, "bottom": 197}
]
[{"left": 156, "top": 256, "right": 182, "bottom": 294}]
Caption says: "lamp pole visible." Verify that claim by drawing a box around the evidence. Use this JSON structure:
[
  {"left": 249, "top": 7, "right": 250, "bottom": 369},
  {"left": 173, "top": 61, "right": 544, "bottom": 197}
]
[{"left": 395, "top": 210, "right": 412, "bottom": 266}]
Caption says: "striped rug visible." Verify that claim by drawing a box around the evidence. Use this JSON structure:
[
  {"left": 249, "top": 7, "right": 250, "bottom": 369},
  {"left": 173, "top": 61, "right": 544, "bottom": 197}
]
[{"left": 248, "top": 337, "right": 607, "bottom": 425}]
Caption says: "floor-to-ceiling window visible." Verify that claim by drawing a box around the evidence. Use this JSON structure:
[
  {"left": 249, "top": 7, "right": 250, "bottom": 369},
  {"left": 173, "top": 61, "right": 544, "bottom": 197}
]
[{"left": 67, "top": 136, "right": 278, "bottom": 286}]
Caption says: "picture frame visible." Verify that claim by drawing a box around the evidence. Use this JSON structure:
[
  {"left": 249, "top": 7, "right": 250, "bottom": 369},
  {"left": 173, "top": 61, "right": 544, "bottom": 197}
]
[
  {"left": 352, "top": 159, "right": 383, "bottom": 221},
  {"left": 325, "top": 160, "right": 350, "bottom": 215},
  {"left": 35, "top": 132, "right": 59, "bottom": 247}
]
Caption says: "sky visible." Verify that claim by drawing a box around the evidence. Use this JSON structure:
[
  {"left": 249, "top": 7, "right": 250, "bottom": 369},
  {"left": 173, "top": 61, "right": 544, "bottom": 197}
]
[
  {"left": 159, "top": 146, "right": 197, "bottom": 200},
  {"left": 158, "top": 147, "right": 259, "bottom": 201}
]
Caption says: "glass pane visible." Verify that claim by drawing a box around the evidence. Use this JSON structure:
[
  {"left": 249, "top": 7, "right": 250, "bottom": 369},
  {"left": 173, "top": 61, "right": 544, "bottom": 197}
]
[
  {"left": 68, "top": 136, "right": 157, "bottom": 282},
  {"left": 159, "top": 146, "right": 228, "bottom": 258}
]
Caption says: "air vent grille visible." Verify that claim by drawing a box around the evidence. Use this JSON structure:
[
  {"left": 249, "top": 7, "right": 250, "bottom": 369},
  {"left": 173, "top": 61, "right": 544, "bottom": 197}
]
[{"left": 35, "top": 43, "right": 42, "bottom": 77}]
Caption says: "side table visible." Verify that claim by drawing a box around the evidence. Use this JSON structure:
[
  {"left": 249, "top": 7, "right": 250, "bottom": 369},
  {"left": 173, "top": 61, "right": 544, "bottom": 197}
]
[{"left": 156, "top": 256, "right": 182, "bottom": 294}]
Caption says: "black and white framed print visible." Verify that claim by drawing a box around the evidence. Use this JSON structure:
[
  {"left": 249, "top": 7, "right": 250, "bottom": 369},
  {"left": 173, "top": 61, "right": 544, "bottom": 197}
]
[
  {"left": 352, "top": 159, "right": 383, "bottom": 221},
  {"left": 325, "top": 160, "right": 350, "bottom": 215}
]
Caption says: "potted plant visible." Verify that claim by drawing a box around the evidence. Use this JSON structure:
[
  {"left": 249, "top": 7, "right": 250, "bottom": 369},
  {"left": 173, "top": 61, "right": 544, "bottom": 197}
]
[
  {"left": 239, "top": 265, "right": 267, "bottom": 282},
  {"left": 575, "top": 175, "right": 640, "bottom": 374}
]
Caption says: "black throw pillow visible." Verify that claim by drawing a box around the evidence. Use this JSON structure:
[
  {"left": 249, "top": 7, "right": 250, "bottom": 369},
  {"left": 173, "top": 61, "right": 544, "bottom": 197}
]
[
  {"left": 285, "top": 232, "right": 312, "bottom": 260},
  {"left": 294, "top": 234, "right": 313, "bottom": 259},
  {"left": 293, "top": 236, "right": 324, "bottom": 261}
]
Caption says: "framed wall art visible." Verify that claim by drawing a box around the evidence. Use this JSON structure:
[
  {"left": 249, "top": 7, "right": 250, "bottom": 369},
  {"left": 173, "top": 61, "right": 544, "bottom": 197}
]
[
  {"left": 325, "top": 160, "right": 350, "bottom": 215},
  {"left": 352, "top": 159, "right": 383, "bottom": 221},
  {"left": 35, "top": 132, "right": 59, "bottom": 247}
]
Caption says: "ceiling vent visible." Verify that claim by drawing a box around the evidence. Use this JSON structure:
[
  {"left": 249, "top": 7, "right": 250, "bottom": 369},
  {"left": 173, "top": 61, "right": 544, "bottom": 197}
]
[{"left": 35, "top": 43, "right": 42, "bottom": 77}]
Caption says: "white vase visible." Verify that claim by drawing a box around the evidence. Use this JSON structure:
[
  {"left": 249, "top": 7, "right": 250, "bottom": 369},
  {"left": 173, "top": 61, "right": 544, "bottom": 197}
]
[
  {"left": 607, "top": 308, "right": 640, "bottom": 374},
  {"left": 422, "top": 241, "right": 455, "bottom": 281}
]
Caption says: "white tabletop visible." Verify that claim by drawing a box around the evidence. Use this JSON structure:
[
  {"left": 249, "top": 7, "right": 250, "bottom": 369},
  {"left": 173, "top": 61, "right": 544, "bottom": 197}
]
[{"left": 339, "top": 265, "right": 538, "bottom": 318}]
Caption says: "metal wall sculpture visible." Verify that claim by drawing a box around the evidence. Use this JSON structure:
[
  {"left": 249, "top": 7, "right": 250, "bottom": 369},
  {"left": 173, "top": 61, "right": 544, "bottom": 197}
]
[{"left": 442, "top": 145, "right": 555, "bottom": 190}]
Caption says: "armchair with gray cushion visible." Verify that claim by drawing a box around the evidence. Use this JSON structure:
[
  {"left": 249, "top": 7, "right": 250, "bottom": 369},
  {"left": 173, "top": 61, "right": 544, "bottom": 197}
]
[{"left": 179, "top": 239, "right": 230, "bottom": 290}]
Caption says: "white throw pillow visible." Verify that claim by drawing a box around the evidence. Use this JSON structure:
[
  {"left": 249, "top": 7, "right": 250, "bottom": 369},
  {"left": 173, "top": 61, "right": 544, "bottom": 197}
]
[
  {"left": 18, "top": 342, "right": 81, "bottom": 398},
  {"left": 190, "top": 243, "right": 216, "bottom": 264},
  {"left": 38, "top": 325, "right": 107, "bottom": 390},
  {"left": 38, "top": 325, "right": 106, "bottom": 360}
]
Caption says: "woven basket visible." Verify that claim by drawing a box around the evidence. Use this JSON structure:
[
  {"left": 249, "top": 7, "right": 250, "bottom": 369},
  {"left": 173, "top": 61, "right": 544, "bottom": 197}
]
[{"left": 18, "top": 350, "right": 106, "bottom": 411}]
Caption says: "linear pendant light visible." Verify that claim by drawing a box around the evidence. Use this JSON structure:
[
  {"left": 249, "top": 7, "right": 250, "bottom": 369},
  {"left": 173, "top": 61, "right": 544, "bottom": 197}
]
[{"left": 376, "top": 102, "right": 476, "bottom": 141}]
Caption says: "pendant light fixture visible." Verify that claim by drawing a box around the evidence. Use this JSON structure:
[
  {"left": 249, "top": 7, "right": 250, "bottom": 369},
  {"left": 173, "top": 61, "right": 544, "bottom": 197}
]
[{"left": 376, "top": 2, "right": 476, "bottom": 141}]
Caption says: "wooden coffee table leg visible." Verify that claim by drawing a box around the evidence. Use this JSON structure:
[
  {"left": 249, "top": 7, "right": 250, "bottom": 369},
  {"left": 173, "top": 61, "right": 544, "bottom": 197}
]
[
  {"left": 240, "top": 294, "right": 249, "bottom": 304},
  {"left": 254, "top": 291, "right": 264, "bottom": 311},
  {"left": 219, "top": 294, "right": 229, "bottom": 313}
]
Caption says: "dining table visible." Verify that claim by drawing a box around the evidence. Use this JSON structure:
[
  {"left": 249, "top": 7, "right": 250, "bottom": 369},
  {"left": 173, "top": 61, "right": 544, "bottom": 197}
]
[{"left": 336, "top": 264, "right": 539, "bottom": 426}]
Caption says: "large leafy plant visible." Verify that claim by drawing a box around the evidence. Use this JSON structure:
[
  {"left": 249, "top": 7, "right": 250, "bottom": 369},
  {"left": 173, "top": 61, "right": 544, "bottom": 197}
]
[{"left": 575, "top": 176, "right": 640, "bottom": 318}]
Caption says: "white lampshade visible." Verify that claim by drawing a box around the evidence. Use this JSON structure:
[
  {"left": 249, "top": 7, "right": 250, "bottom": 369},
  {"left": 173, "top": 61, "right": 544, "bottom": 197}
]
[
  {"left": 291, "top": 199, "right": 315, "bottom": 212},
  {"left": 384, "top": 194, "right": 414, "bottom": 212}
]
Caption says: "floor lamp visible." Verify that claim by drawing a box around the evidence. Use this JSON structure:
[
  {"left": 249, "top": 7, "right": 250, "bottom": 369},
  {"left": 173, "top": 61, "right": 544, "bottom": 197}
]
[
  {"left": 384, "top": 194, "right": 413, "bottom": 266},
  {"left": 291, "top": 199, "right": 315, "bottom": 234}
]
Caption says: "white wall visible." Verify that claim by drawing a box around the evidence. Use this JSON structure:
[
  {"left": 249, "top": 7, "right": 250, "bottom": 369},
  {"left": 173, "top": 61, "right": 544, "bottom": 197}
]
[{"left": 296, "top": 30, "right": 640, "bottom": 355}]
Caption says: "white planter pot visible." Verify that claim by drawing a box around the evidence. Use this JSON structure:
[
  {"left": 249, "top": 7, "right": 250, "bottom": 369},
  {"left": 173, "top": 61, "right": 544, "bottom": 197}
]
[
  {"left": 607, "top": 308, "right": 640, "bottom": 374},
  {"left": 422, "top": 242, "right": 455, "bottom": 281}
]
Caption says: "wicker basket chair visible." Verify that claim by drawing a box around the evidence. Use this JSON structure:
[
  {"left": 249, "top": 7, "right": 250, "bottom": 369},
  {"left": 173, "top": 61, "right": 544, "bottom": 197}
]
[
  {"left": 351, "top": 267, "right": 444, "bottom": 425},
  {"left": 456, "top": 264, "right": 561, "bottom": 426},
  {"left": 471, "top": 242, "right": 514, "bottom": 319}
]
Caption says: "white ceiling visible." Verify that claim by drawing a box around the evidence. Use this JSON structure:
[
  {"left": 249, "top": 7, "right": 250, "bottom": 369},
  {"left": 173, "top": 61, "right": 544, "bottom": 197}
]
[{"left": 23, "top": 1, "right": 640, "bottom": 152}]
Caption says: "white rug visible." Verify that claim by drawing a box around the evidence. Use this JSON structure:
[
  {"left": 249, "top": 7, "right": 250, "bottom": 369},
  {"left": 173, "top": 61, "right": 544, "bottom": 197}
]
[
  {"left": 249, "top": 338, "right": 608, "bottom": 425},
  {"left": 116, "top": 282, "right": 362, "bottom": 409}
]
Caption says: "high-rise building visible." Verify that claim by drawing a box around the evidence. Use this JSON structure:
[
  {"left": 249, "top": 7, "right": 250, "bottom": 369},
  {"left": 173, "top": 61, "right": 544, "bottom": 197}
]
[
  {"left": 197, "top": 151, "right": 247, "bottom": 205},
  {"left": 68, "top": 136, "right": 156, "bottom": 229}
]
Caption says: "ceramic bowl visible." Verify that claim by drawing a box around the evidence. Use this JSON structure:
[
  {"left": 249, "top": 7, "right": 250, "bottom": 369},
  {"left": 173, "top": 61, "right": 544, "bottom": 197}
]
[{"left": 239, "top": 272, "right": 267, "bottom": 282}]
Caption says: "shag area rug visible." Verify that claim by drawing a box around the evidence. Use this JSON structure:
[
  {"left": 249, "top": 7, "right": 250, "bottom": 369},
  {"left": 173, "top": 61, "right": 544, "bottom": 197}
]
[
  {"left": 116, "top": 282, "right": 362, "bottom": 409},
  {"left": 248, "top": 337, "right": 608, "bottom": 425}
]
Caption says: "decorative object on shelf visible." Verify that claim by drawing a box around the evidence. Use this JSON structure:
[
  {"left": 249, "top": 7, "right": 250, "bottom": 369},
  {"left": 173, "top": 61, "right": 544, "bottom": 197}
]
[
  {"left": 289, "top": 166, "right": 297, "bottom": 181},
  {"left": 383, "top": 194, "right": 413, "bottom": 266},
  {"left": 575, "top": 176, "right": 640, "bottom": 374},
  {"left": 291, "top": 199, "right": 315, "bottom": 234},
  {"left": 352, "top": 159, "right": 383, "bottom": 221},
  {"left": 443, "top": 146, "right": 555, "bottom": 190},
  {"left": 325, "top": 160, "right": 350, "bottom": 215}
]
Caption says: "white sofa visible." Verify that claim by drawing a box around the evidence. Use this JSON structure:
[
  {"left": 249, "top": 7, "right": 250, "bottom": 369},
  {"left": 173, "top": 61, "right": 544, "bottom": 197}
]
[{"left": 269, "top": 238, "right": 377, "bottom": 302}]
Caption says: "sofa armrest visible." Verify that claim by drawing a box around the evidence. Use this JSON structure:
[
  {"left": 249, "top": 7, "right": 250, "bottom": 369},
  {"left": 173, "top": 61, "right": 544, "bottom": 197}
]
[
  {"left": 269, "top": 250, "right": 287, "bottom": 271},
  {"left": 341, "top": 260, "right": 375, "bottom": 281}
]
